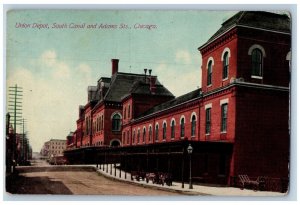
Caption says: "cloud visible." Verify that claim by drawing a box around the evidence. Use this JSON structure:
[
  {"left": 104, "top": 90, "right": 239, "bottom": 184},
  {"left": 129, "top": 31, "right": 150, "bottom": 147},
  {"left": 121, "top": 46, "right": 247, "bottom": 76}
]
[
  {"left": 155, "top": 62, "right": 200, "bottom": 97},
  {"left": 40, "top": 50, "right": 57, "bottom": 67},
  {"left": 77, "top": 63, "right": 92, "bottom": 82},
  {"left": 38, "top": 50, "right": 71, "bottom": 79},
  {"left": 6, "top": 50, "right": 94, "bottom": 152},
  {"left": 175, "top": 50, "right": 192, "bottom": 64},
  {"left": 52, "top": 61, "right": 71, "bottom": 79}
]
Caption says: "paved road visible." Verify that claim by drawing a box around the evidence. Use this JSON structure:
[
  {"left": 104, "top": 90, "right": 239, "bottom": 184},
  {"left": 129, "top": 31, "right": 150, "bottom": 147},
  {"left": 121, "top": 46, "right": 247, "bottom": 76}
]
[{"left": 6, "top": 165, "right": 181, "bottom": 195}]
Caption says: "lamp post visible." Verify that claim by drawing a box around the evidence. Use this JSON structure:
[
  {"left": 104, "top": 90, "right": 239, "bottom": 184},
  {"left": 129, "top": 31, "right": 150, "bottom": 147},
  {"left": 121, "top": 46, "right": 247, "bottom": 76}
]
[{"left": 187, "top": 144, "right": 193, "bottom": 189}]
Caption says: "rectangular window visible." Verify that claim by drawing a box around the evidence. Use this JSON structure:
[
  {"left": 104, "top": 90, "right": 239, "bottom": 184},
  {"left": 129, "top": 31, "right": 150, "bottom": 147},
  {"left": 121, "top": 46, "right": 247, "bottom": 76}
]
[
  {"left": 205, "top": 108, "right": 211, "bottom": 134},
  {"left": 221, "top": 103, "right": 228, "bottom": 132},
  {"left": 127, "top": 131, "right": 129, "bottom": 144}
]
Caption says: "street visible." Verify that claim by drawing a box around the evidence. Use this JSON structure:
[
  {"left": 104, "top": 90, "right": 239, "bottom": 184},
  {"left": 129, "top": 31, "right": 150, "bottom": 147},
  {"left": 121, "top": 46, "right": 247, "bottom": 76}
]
[{"left": 6, "top": 160, "right": 181, "bottom": 195}]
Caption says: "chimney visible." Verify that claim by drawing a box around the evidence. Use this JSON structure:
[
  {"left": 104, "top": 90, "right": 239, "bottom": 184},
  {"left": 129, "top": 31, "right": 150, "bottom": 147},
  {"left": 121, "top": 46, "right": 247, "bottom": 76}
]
[
  {"left": 111, "top": 59, "right": 119, "bottom": 75},
  {"left": 144, "top": 68, "right": 148, "bottom": 82}
]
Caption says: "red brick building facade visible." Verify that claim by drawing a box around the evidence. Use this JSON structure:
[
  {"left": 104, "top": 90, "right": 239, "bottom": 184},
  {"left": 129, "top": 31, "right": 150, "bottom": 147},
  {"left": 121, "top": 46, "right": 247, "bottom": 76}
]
[{"left": 68, "top": 11, "right": 290, "bottom": 186}]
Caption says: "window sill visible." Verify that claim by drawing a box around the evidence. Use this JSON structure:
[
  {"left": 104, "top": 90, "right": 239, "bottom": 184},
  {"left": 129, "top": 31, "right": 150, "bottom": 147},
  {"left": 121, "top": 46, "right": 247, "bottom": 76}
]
[
  {"left": 171, "top": 138, "right": 175, "bottom": 141},
  {"left": 207, "top": 84, "right": 212, "bottom": 88},
  {"left": 251, "top": 75, "right": 263, "bottom": 79},
  {"left": 191, "top": 135, "right": 196, "bottom": 138},
  {"left": 222, "top": 77, "right": 228, "bottom": 81},
  {"left": 220, "top": 131, "right": 227, "bottom": 134}
]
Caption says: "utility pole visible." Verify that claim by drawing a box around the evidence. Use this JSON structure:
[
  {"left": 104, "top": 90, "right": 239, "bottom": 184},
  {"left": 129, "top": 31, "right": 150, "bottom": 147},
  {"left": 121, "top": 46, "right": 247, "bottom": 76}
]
[
  {"left": 21, "top": 118, "right": 28, "bottom": 164},
  {"left": 8, "top": 84, "right": 23, "bottom": 171}
]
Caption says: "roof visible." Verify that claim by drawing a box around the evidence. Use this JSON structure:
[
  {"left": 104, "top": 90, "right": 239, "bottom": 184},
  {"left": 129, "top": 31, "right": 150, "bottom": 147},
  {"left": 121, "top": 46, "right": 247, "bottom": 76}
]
[
  {"left": 129, "top": 80, "right": 173, "bottom": 96},
  {"left": 136, "top": 88, "right": 202, "bottom": 119},
  {"left": 200, "top": 11, "right": 291, "bottom": 50},
  {"left": 104, "top": 72, "right": 174, "bottom": 102}
]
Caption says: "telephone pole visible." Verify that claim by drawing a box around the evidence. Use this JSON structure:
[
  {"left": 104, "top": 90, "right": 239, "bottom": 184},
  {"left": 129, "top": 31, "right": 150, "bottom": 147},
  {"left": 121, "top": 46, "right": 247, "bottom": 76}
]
[{"left": 8, "top": 84, "right": 23, "bottom": 171}]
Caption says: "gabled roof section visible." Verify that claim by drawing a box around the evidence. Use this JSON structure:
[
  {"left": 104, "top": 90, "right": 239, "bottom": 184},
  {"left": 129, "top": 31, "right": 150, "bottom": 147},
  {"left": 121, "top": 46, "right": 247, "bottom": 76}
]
[
  {"left": 129, "top": 80, "right": 174, "bottom": 96},
  {"left": 137, "top": 88, "right": 202, "bottom": 119},
  {"left": 199, "top": 11, "right": 291, "bottom": 51},
  {"left": 104, "top": 72, "right": 174, "bottom": 102}
]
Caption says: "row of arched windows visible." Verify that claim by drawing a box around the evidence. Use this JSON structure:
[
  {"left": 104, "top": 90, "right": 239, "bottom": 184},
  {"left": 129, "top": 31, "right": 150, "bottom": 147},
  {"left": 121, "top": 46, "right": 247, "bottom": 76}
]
[
  {"left": 122, "top": 113, "right": 198, "bottom": 145},
  {"left": 206, "top": 45, "right": 267, "bottom": 86},
  {"left": 123, "top": 104, "right": 131, "bottom": 120},
  {"left": 84, "top": 112, "right": 122, "bottom": 137}
]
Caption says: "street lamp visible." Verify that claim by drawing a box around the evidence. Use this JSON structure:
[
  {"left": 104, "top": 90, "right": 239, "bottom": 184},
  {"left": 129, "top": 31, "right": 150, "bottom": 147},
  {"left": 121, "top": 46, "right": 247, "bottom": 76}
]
[{"left": 187, "top": 144, "right": 193, "bottom": 189}]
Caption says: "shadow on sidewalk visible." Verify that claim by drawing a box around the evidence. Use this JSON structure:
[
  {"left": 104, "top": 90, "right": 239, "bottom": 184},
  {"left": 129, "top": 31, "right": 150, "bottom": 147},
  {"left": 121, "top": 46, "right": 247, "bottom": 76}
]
[{"left": 6, "top": 173, "right": 73, "bottom": 194}]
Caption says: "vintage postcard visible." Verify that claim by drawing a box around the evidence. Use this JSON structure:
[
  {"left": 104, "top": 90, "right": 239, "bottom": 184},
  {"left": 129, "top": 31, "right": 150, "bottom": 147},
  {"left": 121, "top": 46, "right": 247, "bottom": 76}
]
[{"left": 5, "top": 7, "right": 292, "bottom": 199}]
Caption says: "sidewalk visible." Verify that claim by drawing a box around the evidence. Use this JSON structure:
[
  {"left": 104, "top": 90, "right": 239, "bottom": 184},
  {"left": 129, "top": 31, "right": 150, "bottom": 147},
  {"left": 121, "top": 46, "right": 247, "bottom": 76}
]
[{"left": 94, "top": 164, "right": 286, "bottom": 196}]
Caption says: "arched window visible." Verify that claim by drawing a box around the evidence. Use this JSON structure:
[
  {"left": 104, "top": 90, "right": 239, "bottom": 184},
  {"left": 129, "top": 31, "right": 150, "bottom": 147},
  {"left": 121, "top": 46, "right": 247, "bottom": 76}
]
[
  {"left": 143, "top": 127, "right": 146, "bottom": 143},
  {"left": 132, "top": 130, "right": 135, "bottom": 144},
  {"left": 100, "top": 116, "right": 102, "bottom": 130},
  {"left": 137, "top": 129, "right": 140, "bottom": 144},
  {"left": 171, "top": 120, "right": 175, "bottom": 139},
  {"left": 163, "top": 122, "right": 167, "bottom": 140},
  {"left": 101, "top": 115, "right": 104, "bottom": 130},
  {"left": 223, "top": 52, "right": 229, "bottom": 79},
  {"left": 149, "top": 126, "right": 152, "bottom": 142},
  {"left": 128, "top": 104, "right": 131, "bottom": 119},
  {"left": 155, "top": 124, "right": 159, "bottom": 141},
  {"left": 252, "top": 48, "right": 263, "bottom": 77},
  {"left": 191, "top": 115, "right": 196, "bottom": 136},
  {"left": 207, "top": 61, "right": 213, "bottom": 85},
  {"left": 180, "top": 117, "right": 185, "bottom": 138},
  {"left": 112, "top": 113, "right": 121, "bottom": 131},
  {"left": 124, "top": 107, "right": 127, "bottom": 120}
]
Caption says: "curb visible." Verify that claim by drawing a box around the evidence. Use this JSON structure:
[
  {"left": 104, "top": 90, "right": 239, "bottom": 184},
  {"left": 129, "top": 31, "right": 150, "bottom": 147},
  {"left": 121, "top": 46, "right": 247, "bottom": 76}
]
[{"left": 95, "top": 169, "right": 209, "bottom": 196}]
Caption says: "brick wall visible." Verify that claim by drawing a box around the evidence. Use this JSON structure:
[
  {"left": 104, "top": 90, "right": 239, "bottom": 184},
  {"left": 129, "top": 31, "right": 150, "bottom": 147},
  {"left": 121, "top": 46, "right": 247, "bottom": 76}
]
[{"left": 233, "top": 86, "right": 289, "bottom": 178}]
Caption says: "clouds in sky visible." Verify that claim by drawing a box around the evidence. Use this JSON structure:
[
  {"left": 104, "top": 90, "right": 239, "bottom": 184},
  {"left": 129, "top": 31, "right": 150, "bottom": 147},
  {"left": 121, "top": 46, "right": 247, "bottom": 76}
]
[
  {"left": 155, "top": 49, "right": 201, "bottom": 96},
  {"left": 6, "top": 10, "right": 238, "bottom": 152},
  {"left": 7, "top": 49, "right": 94, "bottom": 151}
]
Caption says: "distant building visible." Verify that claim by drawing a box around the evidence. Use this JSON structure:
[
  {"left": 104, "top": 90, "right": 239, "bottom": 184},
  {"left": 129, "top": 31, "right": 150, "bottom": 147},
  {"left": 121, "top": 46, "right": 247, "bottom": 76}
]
[
  {"left": 40, "top": 139, "right": 67, "bottom": 158},
  {"left": 66, "top": 131, "right": 75, "bottom": 149}
]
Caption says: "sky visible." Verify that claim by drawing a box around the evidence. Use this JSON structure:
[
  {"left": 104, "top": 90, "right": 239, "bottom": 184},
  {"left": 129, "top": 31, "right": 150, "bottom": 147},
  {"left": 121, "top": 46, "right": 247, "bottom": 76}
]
[{"left": 6, "top": 10, "right": 239, "bottom": 152}]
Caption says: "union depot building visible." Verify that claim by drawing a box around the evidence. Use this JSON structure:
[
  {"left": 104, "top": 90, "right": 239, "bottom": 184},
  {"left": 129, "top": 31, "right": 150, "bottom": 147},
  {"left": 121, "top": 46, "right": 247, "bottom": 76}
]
[{"left": 64, "top": 11, "right": 291, "bottom": 191}]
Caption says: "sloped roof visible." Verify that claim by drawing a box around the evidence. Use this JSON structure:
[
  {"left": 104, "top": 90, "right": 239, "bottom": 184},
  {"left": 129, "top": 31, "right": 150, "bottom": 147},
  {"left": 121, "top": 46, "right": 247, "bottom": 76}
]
[
  {"left": 137, "top": 88, "right": 202, "bottom": 119},
  {"left": 129, "top": 80, "right": 174, "bottom": 96},
  {"left": 104, "top": 72, "right": 174, "bottom": 102},
  {"left": 200, "top": 11, "right": 291, "bottom": 50}
]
